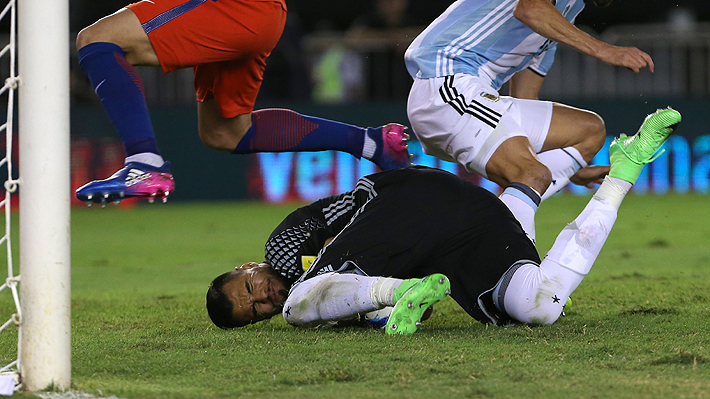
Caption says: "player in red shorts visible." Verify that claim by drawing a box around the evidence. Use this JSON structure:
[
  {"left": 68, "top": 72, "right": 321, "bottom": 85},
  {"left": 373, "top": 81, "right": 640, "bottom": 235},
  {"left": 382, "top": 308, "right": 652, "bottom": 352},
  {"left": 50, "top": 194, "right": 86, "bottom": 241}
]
[{"left": 74, "top": 0, "right": 411, "bottom": 206}]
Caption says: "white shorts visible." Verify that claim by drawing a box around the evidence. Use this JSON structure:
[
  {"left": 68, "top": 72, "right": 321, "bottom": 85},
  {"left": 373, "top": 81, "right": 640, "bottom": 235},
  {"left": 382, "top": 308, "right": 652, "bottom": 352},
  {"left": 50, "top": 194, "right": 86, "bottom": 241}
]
[{"left": 407, "top": 74, "right": 554, "bottom": 177}]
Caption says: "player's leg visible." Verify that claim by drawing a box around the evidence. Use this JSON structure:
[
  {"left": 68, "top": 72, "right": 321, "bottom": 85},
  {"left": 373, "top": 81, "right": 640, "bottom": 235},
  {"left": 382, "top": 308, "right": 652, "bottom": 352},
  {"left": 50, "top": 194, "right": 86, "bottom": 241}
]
[
  {"left": 502, "top": 99, "right": 608, "bottom": 202},
  {"left": 282, "top": 272, "right": 449, "bottom": 331},
  {"left": 489, "top": 101, "right": 606, "bottom": 242},
  {"left": 537, "top": 103, "right": 608, "bottom": 201},
  {"left": 75, "top": 7, "right": 174, "bottom": 205},
  {"left": 542, "top": 103, "right": 607, "bottom": 159},
  {"left": 197, "top": 102, "right": 411, "bottom": 171},
  {"left": 76, "top": 8, "right": 160, "bottom": 66},
  {"left": 408, "top": 75, "right": 549, "bottom": 243},
  {"left": 485, "top": 130, "right": 551, "bottom": 245},
  {"left": 234, "top": 111, "right": 411, "bottom": 172},
  {"left": 493, "top": 108, "right": 681, "bottom": 325},
  {"left": 189, "top": 0, "right": 410, "bottom": 170},
  {"left": 283, "top": 273, "right": 383, "bottom": 328}
]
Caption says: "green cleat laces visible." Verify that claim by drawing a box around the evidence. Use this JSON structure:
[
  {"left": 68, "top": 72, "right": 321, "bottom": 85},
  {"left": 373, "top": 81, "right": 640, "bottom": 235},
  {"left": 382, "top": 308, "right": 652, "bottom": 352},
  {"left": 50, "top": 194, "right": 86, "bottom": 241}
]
[
  {"left": 386, "top": 274, "right": 451, "bottom": 335},
  {"left": 609, "top": 107, "right": 682, "bottom": 184}
]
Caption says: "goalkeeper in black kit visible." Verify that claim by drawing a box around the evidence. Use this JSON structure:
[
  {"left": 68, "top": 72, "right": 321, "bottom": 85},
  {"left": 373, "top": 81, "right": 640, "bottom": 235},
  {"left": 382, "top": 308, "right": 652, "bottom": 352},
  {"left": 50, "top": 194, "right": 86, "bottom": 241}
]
[{"left": 206, "top": 108, "right": 680, "bottom": 335}]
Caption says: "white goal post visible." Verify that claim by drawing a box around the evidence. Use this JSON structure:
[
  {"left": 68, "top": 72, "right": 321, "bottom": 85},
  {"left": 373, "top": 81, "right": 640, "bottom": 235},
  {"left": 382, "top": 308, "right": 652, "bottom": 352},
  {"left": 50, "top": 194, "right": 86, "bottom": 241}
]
[{"left": 16, "top": 0, "right": 71, "bottom": 392}]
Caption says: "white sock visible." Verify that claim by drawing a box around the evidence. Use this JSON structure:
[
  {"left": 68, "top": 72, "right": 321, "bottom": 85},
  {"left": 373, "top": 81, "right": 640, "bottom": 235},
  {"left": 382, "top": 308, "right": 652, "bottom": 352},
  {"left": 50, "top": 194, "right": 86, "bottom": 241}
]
[
  {"left": 283, "top": 273, "right": 382, "bottom": 327},
  {"left": 496, "top": 183, "right": 623, "bottom": 325},
  {"left": 125, "top": 152, "right": 165, "bottom": 168},
  {"left": 545, "top": 195, "right": 618, "bottom": 276},
  {"left": 592, "top": 176, "right": 632, "bottom": 209},
  {"left": 538, "top": 147, "right": 587, "bottom": 201},
  {"left": 362, "top": 134, "right": 377, "bottom": 159},
  {"left": 499, "top": 183, "right": 541, "bottom": 244},
  {"left": 370, "top": 277, "right": 404, "bottom": 307}
]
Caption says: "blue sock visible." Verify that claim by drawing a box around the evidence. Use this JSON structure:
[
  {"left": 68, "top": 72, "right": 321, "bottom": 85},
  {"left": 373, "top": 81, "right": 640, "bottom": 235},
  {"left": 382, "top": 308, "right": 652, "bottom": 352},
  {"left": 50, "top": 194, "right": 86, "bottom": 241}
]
[
  {"left": 78, "top": 42, "right": 160, "bottom": 157},
  {"left": 232, "top": 109, "right": 368, "bottom": 157}
]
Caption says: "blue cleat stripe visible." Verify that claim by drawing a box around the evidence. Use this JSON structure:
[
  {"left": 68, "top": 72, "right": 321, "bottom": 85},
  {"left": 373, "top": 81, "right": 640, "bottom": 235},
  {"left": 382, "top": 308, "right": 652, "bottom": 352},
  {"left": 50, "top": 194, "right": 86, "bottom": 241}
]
[{"left": 142, "top": 0, "right": 209, "bottom": 34}]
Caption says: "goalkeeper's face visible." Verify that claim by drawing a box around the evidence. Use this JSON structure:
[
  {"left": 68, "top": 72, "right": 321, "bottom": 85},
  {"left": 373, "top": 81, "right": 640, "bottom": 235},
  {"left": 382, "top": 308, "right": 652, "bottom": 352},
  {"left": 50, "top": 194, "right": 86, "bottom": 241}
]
[{"left": 223, "top": 262, "right": 290, "bottom": 325}]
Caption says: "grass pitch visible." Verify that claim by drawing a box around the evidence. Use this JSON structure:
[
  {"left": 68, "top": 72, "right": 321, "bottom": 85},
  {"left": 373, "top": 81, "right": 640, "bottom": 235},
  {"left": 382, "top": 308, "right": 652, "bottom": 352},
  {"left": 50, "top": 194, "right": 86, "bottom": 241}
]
[{"left": 2, "top": 193, "right": 710, "bottom": 399}]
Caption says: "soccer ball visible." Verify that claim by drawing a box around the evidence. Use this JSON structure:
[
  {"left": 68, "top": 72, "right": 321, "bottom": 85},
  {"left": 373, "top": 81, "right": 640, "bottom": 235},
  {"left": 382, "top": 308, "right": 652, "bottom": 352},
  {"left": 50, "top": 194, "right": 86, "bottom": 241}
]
[{"left": 363, "top": 306, "right": 393, "bottom": 328}]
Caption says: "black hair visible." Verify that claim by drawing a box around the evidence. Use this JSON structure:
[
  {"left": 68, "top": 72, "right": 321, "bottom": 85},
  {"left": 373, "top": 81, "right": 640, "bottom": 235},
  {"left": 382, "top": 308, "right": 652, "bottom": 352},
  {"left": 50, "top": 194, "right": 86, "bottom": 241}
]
[{"left": 206, "top": 270, "right": 248, "bottom": 329}]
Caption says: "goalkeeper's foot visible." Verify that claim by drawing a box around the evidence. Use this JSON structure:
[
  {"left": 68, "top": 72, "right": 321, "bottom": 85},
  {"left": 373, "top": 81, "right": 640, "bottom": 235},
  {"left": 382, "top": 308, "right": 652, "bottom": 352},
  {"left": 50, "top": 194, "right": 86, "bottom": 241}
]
[
  {"left": 366, "top": 123, "right": 412, "bottom": 170},
  {"left": 609, "top": 107, "right": 681, "bottom": 184},
  {"left": 386, "top": 274, "right": 450, "bottom": 335},
  {"left": 76, "top": 161, "right": 174, "bottom": 206}
]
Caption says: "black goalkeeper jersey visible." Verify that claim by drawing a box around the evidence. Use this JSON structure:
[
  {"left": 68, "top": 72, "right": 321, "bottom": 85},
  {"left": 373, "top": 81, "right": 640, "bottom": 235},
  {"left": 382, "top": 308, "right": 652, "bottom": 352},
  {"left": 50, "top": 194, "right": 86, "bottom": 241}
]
[{"left": 289, "top": 166, "right": 541, "bottom": 324}]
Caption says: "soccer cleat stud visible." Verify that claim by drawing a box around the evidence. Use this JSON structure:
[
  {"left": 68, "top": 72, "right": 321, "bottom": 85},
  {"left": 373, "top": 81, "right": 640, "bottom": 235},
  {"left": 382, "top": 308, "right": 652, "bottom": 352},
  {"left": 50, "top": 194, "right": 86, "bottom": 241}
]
[{"left": 386, "top": 273, "right": 451, "bottom": 335}]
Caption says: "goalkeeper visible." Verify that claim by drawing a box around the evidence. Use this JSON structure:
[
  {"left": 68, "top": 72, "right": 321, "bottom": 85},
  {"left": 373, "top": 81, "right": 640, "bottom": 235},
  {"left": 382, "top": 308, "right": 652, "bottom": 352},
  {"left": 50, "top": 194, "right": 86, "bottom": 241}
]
[{"left": 206, "top": 108, "right": 680, "bottom": 334}]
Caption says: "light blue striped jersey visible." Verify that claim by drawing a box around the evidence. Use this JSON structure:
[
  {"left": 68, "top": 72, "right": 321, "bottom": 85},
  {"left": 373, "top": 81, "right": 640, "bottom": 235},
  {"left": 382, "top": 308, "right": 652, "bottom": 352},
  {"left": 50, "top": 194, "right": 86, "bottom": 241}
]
[{"left": 404, "top": 0, "right": 585, "bottom": 90}]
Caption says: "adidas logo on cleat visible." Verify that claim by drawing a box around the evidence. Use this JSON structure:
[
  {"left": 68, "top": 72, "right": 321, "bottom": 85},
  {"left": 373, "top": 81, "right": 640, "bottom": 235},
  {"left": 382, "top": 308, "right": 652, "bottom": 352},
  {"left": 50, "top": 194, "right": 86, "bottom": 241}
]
[{"left": 125, "top": 169, "right": 152, "bottom": 187}]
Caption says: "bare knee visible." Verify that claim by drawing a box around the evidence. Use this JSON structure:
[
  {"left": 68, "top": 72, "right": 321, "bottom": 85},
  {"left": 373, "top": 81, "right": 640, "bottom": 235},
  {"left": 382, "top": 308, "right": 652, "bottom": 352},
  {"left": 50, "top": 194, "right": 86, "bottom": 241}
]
[
  {"left": 75, "top": 9, "right": 161, "bottom": 67},
  {"left": 576, "top": 111, "right": 607, "bottom": 162},
  {"left": 497, "top": 263, "right": 567, "bottom": 326},
  {"left": 548, "top": 105, "right": 608, "bottom": 162},
  {"left": 198, "top": 108, "right": 252, "bottom": 152},
  {"left": 515, "top": 160, "right": 552, "bottom": 195},
  {"left": 76, "top": 14, "right": 124, "bottom": 50},
  {"left": 199, "top": 126, "right": 242, "bottom": 152},
  {"left": 76, "top": 25, "right": 102, "bottom": 50},
  {"left": 199, "top": 120, "right": 251, "bottom": 152},
  {"left": 486, "top": 137, "right": 553, "bottom": 193}
]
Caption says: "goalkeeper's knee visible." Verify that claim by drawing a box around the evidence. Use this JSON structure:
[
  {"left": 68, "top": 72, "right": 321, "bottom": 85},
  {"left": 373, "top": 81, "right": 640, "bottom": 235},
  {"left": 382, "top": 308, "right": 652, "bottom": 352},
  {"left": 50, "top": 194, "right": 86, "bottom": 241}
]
[{"left": 494, "top": 261, "right": 582, "bottom": 325}]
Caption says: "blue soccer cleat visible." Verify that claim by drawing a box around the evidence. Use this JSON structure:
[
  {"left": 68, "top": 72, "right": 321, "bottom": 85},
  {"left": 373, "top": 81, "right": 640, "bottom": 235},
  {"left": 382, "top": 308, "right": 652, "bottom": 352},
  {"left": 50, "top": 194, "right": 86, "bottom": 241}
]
[{"left": 76, "top": 161, "right": 175, "bottom": 207}]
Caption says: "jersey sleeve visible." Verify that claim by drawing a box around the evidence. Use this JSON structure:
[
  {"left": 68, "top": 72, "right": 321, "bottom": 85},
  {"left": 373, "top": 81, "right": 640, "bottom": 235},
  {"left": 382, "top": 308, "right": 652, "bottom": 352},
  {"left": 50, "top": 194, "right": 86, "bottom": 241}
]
[
  {"left": 264, "top": 192, "right": 361, "bottom": 283},
  {"left": 314, "top": 189, "right": 364, "bottom": 236},
  {"left": 267, "top": 170, "right": 393, "bottom": 285},
  {"left": 527, "top": 41, "right": 557, "bottom": 77}
]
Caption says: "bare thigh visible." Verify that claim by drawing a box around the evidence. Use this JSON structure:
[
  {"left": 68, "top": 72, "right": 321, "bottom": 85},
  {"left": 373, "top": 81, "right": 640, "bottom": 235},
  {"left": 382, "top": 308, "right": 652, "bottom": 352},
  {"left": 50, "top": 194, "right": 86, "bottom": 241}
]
[{"left": 76, "top": 8, "right": 159, "bottom": 67}]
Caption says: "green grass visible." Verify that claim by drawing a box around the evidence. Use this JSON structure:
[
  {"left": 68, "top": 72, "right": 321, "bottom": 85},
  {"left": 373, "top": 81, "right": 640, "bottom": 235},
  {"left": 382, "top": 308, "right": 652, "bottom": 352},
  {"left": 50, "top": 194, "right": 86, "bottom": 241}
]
[{"left": 2, "top": 193, "right": 710, "bottom": 399}]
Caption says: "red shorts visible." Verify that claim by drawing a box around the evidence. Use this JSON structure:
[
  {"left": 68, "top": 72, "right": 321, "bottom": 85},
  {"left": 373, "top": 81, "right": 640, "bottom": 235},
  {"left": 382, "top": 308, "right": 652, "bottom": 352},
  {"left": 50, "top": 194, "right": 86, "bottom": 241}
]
[{"left": 127, "top": 0, "right": 287, "bottom": 118}]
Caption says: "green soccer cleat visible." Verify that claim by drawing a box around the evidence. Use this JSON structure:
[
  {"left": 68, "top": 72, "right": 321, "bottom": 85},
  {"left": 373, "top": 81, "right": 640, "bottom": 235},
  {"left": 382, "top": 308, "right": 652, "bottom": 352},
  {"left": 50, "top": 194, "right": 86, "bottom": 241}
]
[
  {"left": 386, "top": 274, "right": 451, "bottom": 335},
  {"left": 392, "top": 278, "right": 421, "bottom": 302},
  {"left": 609, "top": 107, "right": 682, "bottom": 184}
]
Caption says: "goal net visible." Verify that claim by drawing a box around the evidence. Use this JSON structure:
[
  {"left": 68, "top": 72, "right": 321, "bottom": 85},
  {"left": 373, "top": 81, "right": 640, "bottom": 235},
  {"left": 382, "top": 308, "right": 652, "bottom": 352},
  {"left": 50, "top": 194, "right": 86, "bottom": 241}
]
[{"left": 0, "top": 0, "right": 20, "bottom": 393}]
